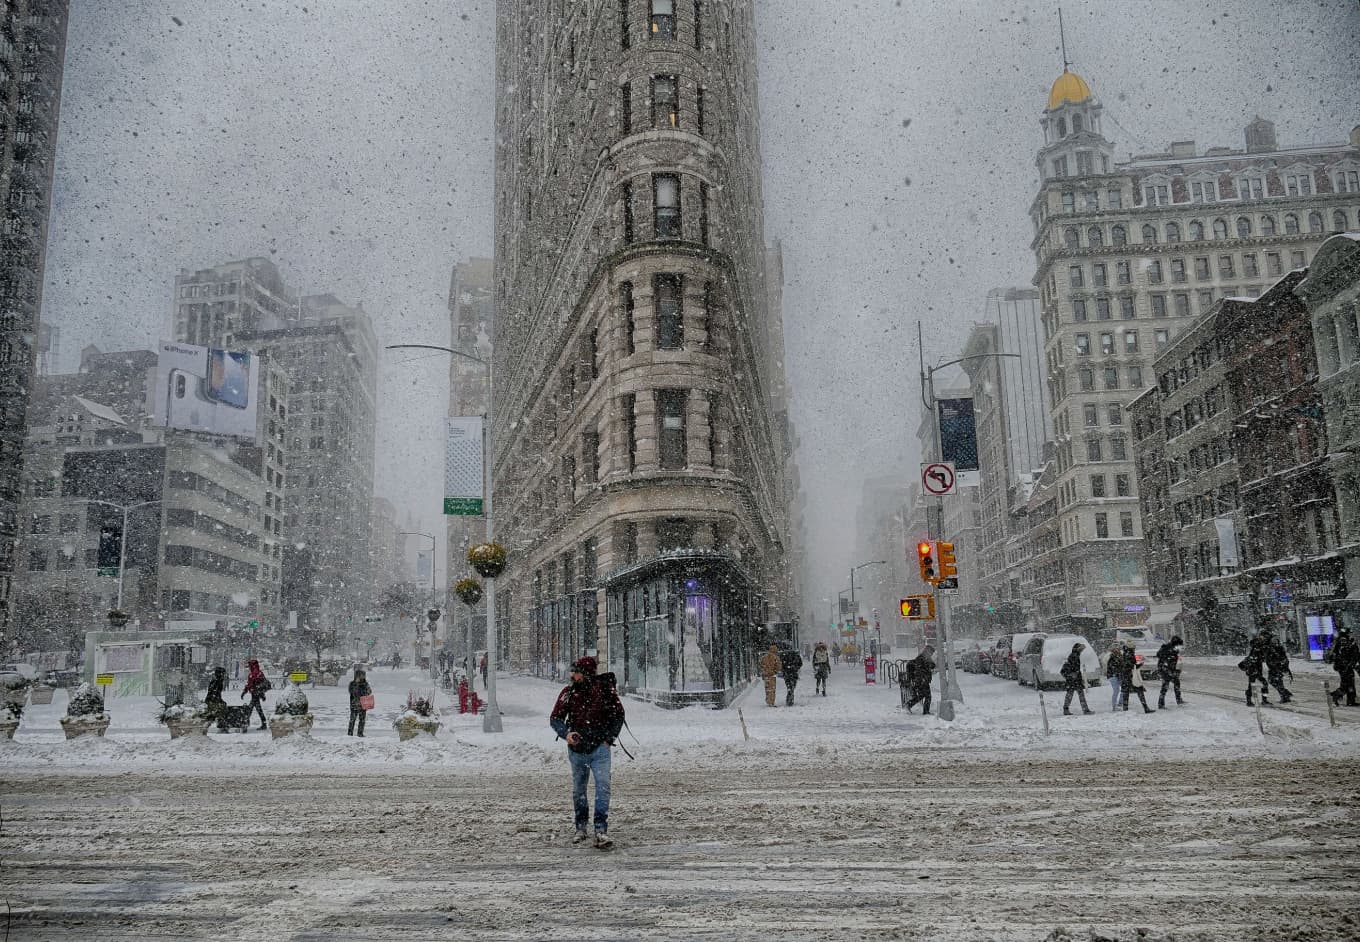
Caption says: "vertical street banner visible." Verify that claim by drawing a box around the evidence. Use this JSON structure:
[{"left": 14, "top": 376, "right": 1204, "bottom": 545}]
[
  {"left": 937, "top": 398, "right": 979, "bottom": 472},
  {"left": 1214, "top": 517, "right": 1239, "bottom": 568},
  {"left": 444, "top": 416, "right": 485, "bottom": 515}
]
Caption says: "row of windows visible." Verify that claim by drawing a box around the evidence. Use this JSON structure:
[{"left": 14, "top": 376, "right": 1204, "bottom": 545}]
[
  {"left": 163, "top": 543, "right": 260, "bottom": 581},
  {"left": 1089, "top": 472, "right": 1133, "bottom": 498},
  {"left": 620, "top": 75, "right": 706, "bottom": 138},
  {"left": 1136, "top": 170, "right": 1358, "bottom": 207},
  {"left": 619, "top": 276, "right": 718, "bottom": 354},
  {"left": 1172, "top": 485, "right": 1238, "bottom": 528},
  {"left": 179, "top": 281, "right": 238, "bottom": 298},
  {"left": 165, "top": 470, "right": 259, "bottom": 520},
  {"left": 1163, "top": 385, "right": 1227, "bottom": 441},
  {"left": 621, "top": 0, "right": 705, "bottom": 49},
  {"left": 1072, "top": 329, "right": 1161, "bottom": 357},
  {"left": 1060, "top": 209, "right": 1352, "bottom": 249}
]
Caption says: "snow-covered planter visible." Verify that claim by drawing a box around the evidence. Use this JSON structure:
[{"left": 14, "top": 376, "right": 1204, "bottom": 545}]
[
  {"left": 268, "top": 682, "right": 314, "bottom": 739},
  {"left": 157, "top": 701, "right": 212, "bottom": 740},
  {"left": 393, "top": 692, "right": 440, "bottom": 742},
  {"left": 468, "top": 542, "right": 507, "bottom": 578},
  {"left": 60, "top": 683, "right": 110, "bottom": 740},
  {"left": 0, "top": 703, "right": 20, "bottom": 740}
]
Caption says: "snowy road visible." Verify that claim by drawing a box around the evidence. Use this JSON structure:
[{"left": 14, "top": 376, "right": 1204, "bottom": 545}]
[
  {"left": 4, "top": 664, "right": 1358, "bottom": 940},
  {"left": 5, "top": 755, "right": 1359, "bottom": 941}
]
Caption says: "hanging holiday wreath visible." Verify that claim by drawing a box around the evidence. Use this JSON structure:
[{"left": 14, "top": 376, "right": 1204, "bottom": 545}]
[
  {"left": 467, "top": 541, "right": 508, "bottom": 578},
  {"left": 454, "top": 578, "right": 484, "bottom": 606}
]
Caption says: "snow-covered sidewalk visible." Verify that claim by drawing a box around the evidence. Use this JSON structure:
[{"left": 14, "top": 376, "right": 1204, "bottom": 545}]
[{"left": 4, "top": 659, "right": 1356, "bottom": 776}]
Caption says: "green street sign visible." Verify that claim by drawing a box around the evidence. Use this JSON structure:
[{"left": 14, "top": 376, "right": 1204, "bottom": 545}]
[
  {"left": 443, "top": 497, "right": 484, "bottom": 516},
  {"left": 97, "top": 567, "right": 118, "bottom": 578}
]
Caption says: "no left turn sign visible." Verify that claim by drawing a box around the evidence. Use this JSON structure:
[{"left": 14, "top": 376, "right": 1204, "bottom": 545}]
[{"left": 922, "top": 462, "right": 956, "bottom": 496}]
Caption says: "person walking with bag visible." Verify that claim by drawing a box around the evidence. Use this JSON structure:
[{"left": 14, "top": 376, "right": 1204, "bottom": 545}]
[
  {"left": 759, "top": 644, "right": 782, "bottom": 707},
  {"left": 1061, "top": 642, "right": 1093, "bottom": 715},
  {"left": 348, "top": 668, "right": 373, "bottom": 737},
  {"left": 1265, "top": 633, "right": 1293, "bottom": 704},
  {"left": 1119, "top": 640, "right": 1154, "bottom": 713},
  {"left": 812, "top": 641, "right": 831, "bottom": 697},
  {"left": 549, "top": 656, "right": 625, "bottom": 849},
  {"left": 1103, "top": 642, "right": 1124, "bottom": 712},
  {"left": 241, "top": 658, "right": 270, "bottom": 730},
  {"left": 902, "top": 645, "right": 935, "bottom": 715}
]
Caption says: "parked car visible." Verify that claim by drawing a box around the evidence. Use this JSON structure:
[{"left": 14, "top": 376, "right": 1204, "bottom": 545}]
[
  {"left": 1008, "top": 632, "right": 1046, "bottom": 684},
  {"left": 989, "top": 634, "right": 1020, "bottom": 679},
  {"left": 959, "top": 639, "right": 988, "bottom": 673},
  {"left": 1016, "top": 634, "right": 1103, "bottom": 689},
  {"left": 0, "top": 662, "right": 39, "bottom": 688}
]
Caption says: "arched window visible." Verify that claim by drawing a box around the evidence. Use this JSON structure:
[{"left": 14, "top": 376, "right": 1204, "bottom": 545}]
[
  {"left": 1334, "top": 210, "right": 1349, "bottom": 232},
  {"left": 1072, "top": 113, "right": 1084, "bottom": 133},
  {"left": 1165, "top": 222, "right": 1181, "bottom": 243},
  {"left": 1056, "top": 116, "right": 1067, "bottom": 138},
  {"left": 1189, "top": 220, "right": 1204, "bottom": 241},
  {"left": 1260, "top": 216, "right": 1276, "bottom": 237},
  {"left": 1212, "top": 218, "right": 1228, "bottom": 239},
  {"left": 1111, "top": 225, "right": 1127, "bottom": 246},
  {"left": 1064, "top": 227, "right": 1080, "bottom": 249},
  {"left": 1308, "top": 211, "right": 1324, "bottom": 233},
  {"left": 1236, "top": 217, "right": 1252, "bottom": 239},
  {"left": 1142, "top": 224, "right": 1158, "bottom": 244},
  {"left": 1087, "top": 226, "right": 1104, "bottom": 247},
  {"left": 1285, "top": 213, "right": 1300, "bottom": 235}
]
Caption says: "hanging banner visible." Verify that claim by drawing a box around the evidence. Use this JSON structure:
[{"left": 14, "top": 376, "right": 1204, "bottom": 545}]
[
  {"left": 444, "top": 416, "right": 485, "bottom": 515},
  {"left": 937, "top": 398, "right": 979, "bottom": 472},
  {"left": 1214, "top": 517, "right": 1239, "bottom": 568}
]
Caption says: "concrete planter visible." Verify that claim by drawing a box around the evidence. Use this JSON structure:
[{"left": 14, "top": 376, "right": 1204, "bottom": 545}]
[
  {"left": 165, "top": 717, "right": 212, "bottom": 739},
  {"left": 394, "top": 716, "right": 441, "bottom": 742},
  {"left": 60, "top": 715, "right": 111, "bottom": 740},
  {"left": 0, "top": 717, "right": 19, "bottom": 740},
  {"left": 269, "top": 713, "right": 314, "bottom": 739},
  {"left": 27, "top": 684, "right": 54, "bottom": 705}
]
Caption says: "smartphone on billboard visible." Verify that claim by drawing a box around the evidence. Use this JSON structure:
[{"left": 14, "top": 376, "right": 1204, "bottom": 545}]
[
  {"left": 206, "top": 349, "right": 251, "bottom": 409},
  {"left": 166, "top": 368, "right": 210, "bottom": 429}
]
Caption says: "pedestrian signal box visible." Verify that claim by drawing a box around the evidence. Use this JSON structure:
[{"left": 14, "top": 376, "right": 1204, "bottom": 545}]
[{"left": 900, "top": 595, "right": 935, "bottom": 620}]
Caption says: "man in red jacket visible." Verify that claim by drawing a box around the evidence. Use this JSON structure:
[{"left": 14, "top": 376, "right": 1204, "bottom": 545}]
[{"left": 549, "top": 656, "right": 625, "bottom": 849}]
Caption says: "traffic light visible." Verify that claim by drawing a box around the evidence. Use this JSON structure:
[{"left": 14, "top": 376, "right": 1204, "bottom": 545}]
[
  {"left": 900, "top": 595, "right": 935, "bottom": 620},
  {"left": 917, "top": 541, "right": 937, "bottom": 585},
  {"left": 938, "top": 541, "right": 957, "bottom": 581}
]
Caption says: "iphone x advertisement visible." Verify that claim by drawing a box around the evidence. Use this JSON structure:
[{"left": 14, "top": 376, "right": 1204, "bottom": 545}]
[{"left": 153, "top": 340, "right": 259, "bottom": 440}]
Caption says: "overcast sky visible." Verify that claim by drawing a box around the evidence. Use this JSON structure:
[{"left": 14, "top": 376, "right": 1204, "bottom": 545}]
[{"left": 42, "top": 0, "right": 1360, "bottom": 609}]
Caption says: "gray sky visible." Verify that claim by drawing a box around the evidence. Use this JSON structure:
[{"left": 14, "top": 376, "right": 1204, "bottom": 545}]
[{"left": 42, "top": 0, "right": 1360, "bottom": 605}]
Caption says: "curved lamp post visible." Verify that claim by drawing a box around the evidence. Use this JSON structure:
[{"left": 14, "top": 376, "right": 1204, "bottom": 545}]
[{"left": 387, "top": 342, "right": 502, "bottom": 733}]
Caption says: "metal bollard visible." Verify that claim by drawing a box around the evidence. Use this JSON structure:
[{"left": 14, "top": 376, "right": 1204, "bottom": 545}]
[
  {"left": 1038, "top": 687, "right": 1050, "bottom": 736},
  {"left": 1324, "top": 681, "right": 1337, "bottom": 728}
]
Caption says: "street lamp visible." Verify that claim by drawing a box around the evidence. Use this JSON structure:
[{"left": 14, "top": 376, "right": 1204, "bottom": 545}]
[
  {"left": 62, "top": 498, "right": 161, "bottom": 613},
  {"left": 387, "top": 342, "right": 502, "bottom": 734},
  {"left": 850, "top": 560, "right": 886, "bottom": 655},
  {"left": 400, "top": 530, "right": 437, "bottom": 676},
  {"left": 918, "top": 325, "right": 1023, "bottom": 718}
]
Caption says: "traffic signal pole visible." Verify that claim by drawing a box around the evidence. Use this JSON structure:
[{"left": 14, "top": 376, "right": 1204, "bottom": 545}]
[{"left": 917, "top": 323, "right": 1023, "bottom": 720}]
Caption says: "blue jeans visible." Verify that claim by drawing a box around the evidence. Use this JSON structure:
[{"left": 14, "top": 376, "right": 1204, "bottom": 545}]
[
  {"left": 1109, "top": 676, "right": 1122, "bottom": 711},
  {"left": 569, "top": 744, "right": 612, "bottom": 834}
]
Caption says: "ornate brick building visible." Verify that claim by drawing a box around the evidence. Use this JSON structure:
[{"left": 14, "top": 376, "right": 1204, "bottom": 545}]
[{"left": 491, "top": 1, "right": 794, "bottom": 704}]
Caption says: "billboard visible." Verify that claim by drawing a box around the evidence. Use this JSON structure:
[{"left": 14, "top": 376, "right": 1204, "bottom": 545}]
[
  {"left": 444, "top": 416, "right": 485, "bottom": 515},
  {"left": 152, "top": 340, "right": 260, "bottom": 440}
]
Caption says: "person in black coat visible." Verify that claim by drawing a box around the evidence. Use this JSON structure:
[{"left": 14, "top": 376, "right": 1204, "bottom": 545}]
[
  {"left": 1061, "top": 643, "right": 1093, "bottom": 715},
  {"left": 1328, "top": 627, "right": 1359, "bottom": 707},
  {"left": 902, "top": 645, "right": 936, "bottom": 715},
  {"left": 205, "top": 666, "right": 228, "bottom": 731},
  {"left": 1264, "top": 635, "right": 1293, "bottom": 703},
  {"left": 347, "top": 668, "right": 372, "bottom": 736},
  {"left": 779, "top": 646, "right": 803, "bottom": 706},
  {"left": 1156, "top": 635, "right": 1186, "bottom": 709},
  {"left": 1240, "top": 631, "right": 1272, "bottom": 705}
]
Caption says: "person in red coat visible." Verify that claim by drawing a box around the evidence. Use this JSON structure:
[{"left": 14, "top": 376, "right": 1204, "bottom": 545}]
[
  {"left": 549, "top": 656, "right": 625, "bottom": 848},
  {"left": 240, "top": 658, "right": 270, "bottom": 730}
]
